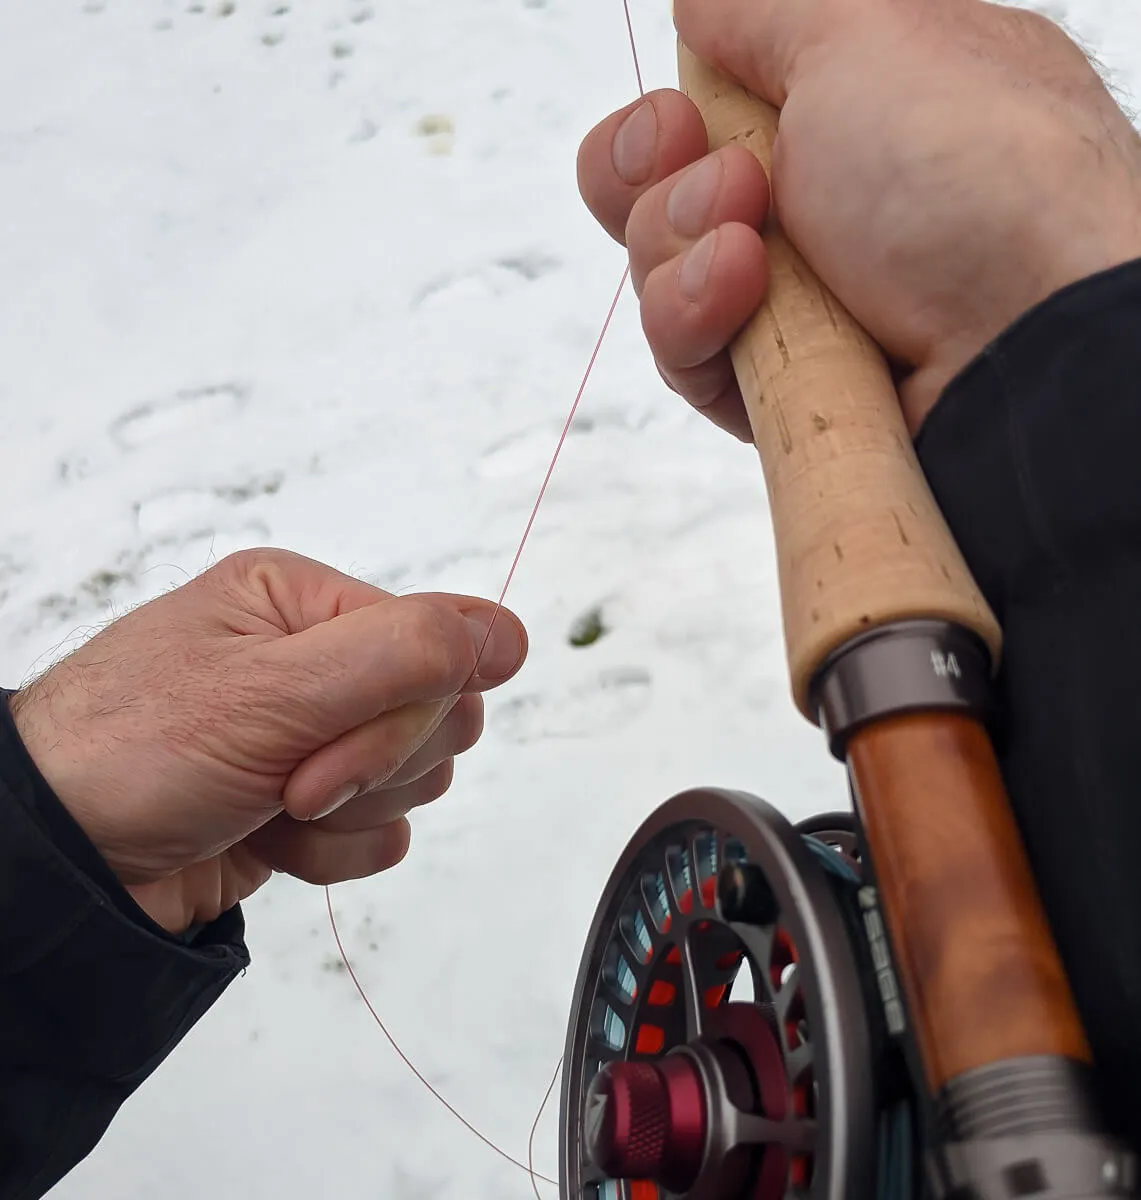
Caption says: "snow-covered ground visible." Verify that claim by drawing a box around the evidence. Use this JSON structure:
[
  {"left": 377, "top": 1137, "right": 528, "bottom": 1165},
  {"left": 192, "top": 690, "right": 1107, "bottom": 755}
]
[{"left": 1, "top": 1, "right": 1138, "bottom": 1197}]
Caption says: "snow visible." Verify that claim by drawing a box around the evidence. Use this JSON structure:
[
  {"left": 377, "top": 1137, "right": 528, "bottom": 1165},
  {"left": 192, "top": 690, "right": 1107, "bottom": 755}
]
[{"left": 1, "top": 1, "right": 1137, "bottom": 1198}]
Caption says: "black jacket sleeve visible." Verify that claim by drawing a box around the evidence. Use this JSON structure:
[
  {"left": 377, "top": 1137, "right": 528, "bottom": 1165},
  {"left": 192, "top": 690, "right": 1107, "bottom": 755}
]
[
  {"left": 0, "top": 692, "right": 249, "bottom": 1200},
  {"left": 914, "top": 256, "right": 1141, "bottom": 1148}
]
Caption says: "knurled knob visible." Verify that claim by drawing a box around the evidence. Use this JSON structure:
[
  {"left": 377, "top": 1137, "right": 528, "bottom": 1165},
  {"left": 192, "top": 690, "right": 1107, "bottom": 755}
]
[{"left": 583, "top": 1055, "right": 707, "bottom": 1192}]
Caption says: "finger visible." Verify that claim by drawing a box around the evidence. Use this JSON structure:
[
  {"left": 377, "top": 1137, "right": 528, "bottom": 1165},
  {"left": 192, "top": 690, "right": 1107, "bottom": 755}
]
[
  {"left": 261, "top": 593, "right": 527, "bottom": 740},
  {"left": 658, "top": 364, "right": 755, "bottom": 443},
  {"left": 639, "top": 222, "right": 768, "bottom": 431},
  {"left": 210, "top": 552, "right": 530, "bottom": 690},
  {"left": 626, "top": 145, "right": 770, "bottom": 294},
  {"left": 282, "top": 698, "right": 449, "bottom": 820},
  {"left": 577, "top": 89, "right": 709, "bottom": 244},
  {"left": 283, "top": 693, "right": 483, "bottom": 820},
  {"left": 247, "top": 816, "right": 412, "bottom": 886},
  {"left": 313, "top": 760, "right": 456, "bottom": 833},
  {"left": 384, "top": 694, "right": 483, "bottom": 786},
  {"left": 642, "top": 225, "right": 769, "bottom": 371},
  {"left": 674, "top": 0, "right": 842, "bottom": 108}
]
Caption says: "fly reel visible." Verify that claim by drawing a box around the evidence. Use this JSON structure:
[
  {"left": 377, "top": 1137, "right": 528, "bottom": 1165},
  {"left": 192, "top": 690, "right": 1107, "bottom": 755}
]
[{"left": 559, "top": 788, "right": 918, "bottom": 1200}]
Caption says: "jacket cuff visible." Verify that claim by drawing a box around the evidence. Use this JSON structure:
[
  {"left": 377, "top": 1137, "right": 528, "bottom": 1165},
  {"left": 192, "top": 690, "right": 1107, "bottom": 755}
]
[
  {"left": 0, "top": 689, "right": 249, "bottom": 1085},
  {"left": 914, "top": 255, "right": 1141, "bottom": 620}
]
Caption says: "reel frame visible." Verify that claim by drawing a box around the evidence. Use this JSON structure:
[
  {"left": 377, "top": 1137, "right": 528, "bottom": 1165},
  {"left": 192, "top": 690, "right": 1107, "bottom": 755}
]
[{"left": 559, "top": 788, "right": 887, "bottom": 1200}]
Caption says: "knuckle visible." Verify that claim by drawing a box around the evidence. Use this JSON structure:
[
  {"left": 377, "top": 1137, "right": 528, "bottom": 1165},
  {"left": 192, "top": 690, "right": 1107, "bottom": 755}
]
[
  {"left": 203, "top": 547, "right": 304, "bottom": 620},
  {"left": 210, "top": 546, "right": 291, "bottom": 583}
]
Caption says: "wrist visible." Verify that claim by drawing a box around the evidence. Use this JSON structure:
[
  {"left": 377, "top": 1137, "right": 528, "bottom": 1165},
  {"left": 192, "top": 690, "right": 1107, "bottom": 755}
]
[
  {"left": 906, "top": 234, "right": 1141, "bottom": 437},
  {"left": 7, "top": 679, "right": 111, "bottom": 863},
  {"left": 6, "top": 686, "right": 227, "bottom": 936}
]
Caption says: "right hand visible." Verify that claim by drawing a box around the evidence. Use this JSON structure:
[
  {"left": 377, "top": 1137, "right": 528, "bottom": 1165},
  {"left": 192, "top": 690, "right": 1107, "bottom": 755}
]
[{"left": 577, "top": 0, "right": 1141, "bottom": 437}]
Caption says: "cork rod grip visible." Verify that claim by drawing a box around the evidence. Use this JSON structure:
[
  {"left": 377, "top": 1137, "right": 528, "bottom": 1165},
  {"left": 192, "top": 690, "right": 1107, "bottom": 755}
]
[{"left": 676, "top": 46, "right": 1002, "bottom": 720}]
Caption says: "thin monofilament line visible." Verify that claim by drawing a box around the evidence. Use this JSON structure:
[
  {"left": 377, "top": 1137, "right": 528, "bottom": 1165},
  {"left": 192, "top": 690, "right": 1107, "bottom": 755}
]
[
  {"left": 326, "top": 0, "right": 646, "bottom": 1187},
  {"left": 471, "top": 262, "right": 631, "bottom": 671},
  {"left": 623, "top": 0, "right": 644, "bottom": 95},
  {"left": 325, "top": 888, "right": 560, "bottom": 1187},
  {"left": 322, "top": 262, "right": 628, "bottom": 1190},
  {"left": 471, "top": 0, "right": 644, "bottom": 670},
  {"left": 529, "top": 1057, "right": 564, "bottom": 1200}
]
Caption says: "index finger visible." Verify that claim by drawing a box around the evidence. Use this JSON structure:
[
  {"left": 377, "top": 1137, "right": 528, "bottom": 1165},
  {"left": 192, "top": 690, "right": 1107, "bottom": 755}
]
[{"left": 577, "top": 89, "right": 710, "bottom": 244}]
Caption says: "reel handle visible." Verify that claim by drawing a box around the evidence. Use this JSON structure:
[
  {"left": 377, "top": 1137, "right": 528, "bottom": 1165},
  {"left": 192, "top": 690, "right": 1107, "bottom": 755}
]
[{"left": 676, "top": 45, "right": 1091, "bottom": 1090}]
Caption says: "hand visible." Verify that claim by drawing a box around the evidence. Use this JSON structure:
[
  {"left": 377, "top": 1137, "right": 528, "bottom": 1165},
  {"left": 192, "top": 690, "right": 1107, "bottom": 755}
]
[
  {"left": 9, "top": 548, "right": 528, "bottom": 934},
  {"left": 577, "top": 0, "right": 1141, "bottom": 436}
]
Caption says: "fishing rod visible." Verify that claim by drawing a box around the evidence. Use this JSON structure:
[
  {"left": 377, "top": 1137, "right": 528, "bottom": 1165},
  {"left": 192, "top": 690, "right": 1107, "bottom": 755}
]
[{"left": 556, "top": 44, "right": 1139, "bottom": 1200}]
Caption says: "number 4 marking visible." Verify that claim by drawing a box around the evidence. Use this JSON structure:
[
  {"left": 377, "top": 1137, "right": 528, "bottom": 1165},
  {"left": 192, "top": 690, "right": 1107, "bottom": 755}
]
[{"left": 931, "top": 649, "right": 961, "bottom": 679}]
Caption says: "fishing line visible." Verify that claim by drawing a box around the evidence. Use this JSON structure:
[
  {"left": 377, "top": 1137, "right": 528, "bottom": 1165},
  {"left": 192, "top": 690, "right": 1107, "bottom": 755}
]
[
  {"left": 320, "top": 272, "right": 624, "bottom": 1188},
  {"left": 325, "top": 887, "right": 560, "bottom": 1186},
  {"left": 324, "top": 1, "right": 646, "bottom": 1190}
]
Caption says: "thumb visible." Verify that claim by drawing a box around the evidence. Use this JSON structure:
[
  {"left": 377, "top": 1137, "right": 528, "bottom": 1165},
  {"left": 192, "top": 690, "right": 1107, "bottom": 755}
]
[
  {"left": 258, "top": 594, "right": 527, "bottom": 741},
  {"left": 674, "top": 0, "right": 854, "bottom": 107}
]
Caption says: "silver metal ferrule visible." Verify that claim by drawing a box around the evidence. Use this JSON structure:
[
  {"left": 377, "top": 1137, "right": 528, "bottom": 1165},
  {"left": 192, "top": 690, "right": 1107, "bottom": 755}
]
[{"left": 928, "top": 1057, "right": 1138, "bottom": 1200}]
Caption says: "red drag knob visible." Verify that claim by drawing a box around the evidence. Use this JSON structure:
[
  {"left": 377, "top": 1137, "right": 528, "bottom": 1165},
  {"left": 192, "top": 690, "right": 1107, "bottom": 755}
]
[{"left": 583, "top": 1055, "right": 708, "bottom": 1193}]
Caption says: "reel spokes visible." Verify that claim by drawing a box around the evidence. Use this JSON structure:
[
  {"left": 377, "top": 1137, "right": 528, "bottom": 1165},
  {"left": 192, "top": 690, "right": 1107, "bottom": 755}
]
[{"left": 560, "top": 789, "right": 881, "bottom": 1200}]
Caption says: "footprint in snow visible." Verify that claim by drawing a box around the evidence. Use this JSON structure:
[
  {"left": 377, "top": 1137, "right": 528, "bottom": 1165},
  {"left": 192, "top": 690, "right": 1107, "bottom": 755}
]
[
  {"left": 475, "top": 415, "right": 586, "bottom": 480},
  {"left": 132, "top": 475, "right": 283, "bottom": 538},
  {"left": 491, "top": 667, "right": 652, "bottom": 743},
  {"left": 0, "top": 552, "right": 26, "bottom": 607},
  {"left": 348, "top": 118, "right": 378, "bottom": 144},
  {"left": 110, "top": 383, "right": 249, "bottom": 452},
  {"left": 412, "top": 253, "right": 560, "bottom": 310}
]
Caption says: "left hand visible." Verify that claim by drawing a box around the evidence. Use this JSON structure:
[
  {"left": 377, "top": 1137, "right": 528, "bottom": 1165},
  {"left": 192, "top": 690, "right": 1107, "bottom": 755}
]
[{"left": 10, "top": 548, "right": 528, "bottom": 933}]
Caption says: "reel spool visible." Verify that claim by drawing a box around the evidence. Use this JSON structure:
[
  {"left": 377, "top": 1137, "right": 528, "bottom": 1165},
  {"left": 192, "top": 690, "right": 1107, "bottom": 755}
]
[{"left": 559, "top": 788, "right": 916, "bottom": 1200}]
